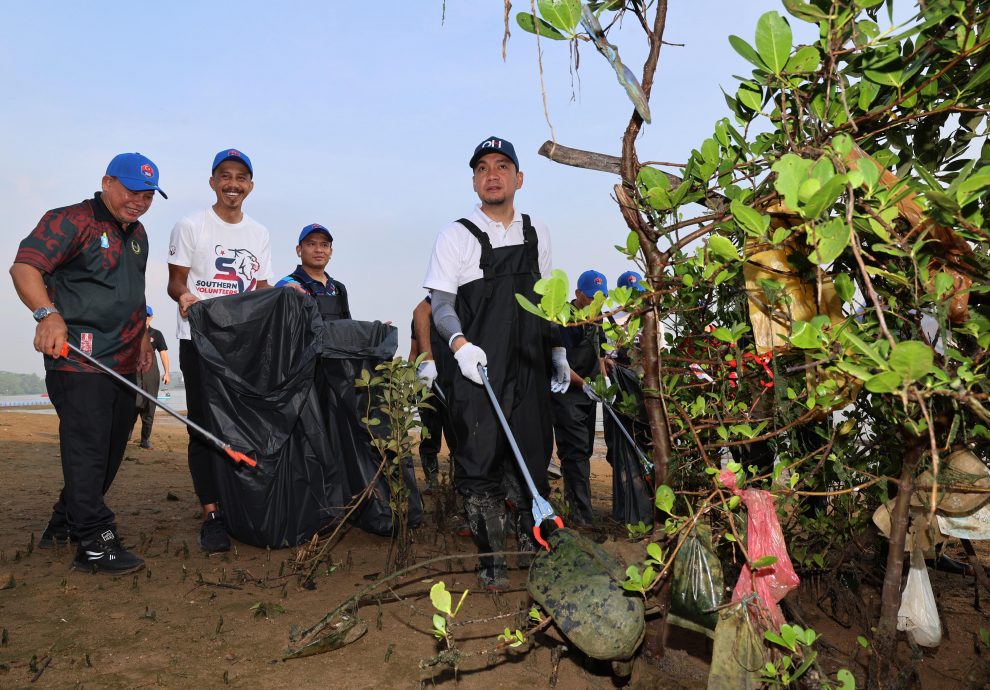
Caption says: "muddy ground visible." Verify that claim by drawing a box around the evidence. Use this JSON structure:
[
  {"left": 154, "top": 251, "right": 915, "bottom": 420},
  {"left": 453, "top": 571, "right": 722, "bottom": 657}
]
[{"left": 0, "top": 409, "right": 987, "bottom": 689}]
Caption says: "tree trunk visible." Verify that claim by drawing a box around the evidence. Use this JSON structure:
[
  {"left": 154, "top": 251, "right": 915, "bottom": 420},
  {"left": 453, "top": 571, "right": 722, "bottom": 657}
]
[{"left": 868, "top": 437, "right": 923, "bottom": 689}]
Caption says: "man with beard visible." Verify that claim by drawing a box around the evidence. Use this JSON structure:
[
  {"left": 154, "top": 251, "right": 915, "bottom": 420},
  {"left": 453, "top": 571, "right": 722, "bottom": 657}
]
[
  {"left": 275, "top": 223, "right": 350, "bottom": 320},
  {"left": 167, "top": 148, "right": 272, "bottom": 553},
  {"left": 10, "top": 152, "right": 165, "bottom": 574},
  {"left": 423, "top": 136, "right": 570, "bottom": 590}
]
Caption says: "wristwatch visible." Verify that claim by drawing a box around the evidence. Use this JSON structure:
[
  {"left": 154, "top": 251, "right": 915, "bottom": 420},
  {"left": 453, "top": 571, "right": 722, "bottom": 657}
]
[{"left": 32, "top": 306, "right": 59, "bottom": 322}]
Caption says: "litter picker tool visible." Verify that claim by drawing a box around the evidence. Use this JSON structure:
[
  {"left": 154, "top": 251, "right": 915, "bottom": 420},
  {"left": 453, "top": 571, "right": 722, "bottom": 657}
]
[
  {"left": 477, "top": 364, "right": 562, "bottom": 550},
  {"left": 59, "top": 341, "right": 257, "bottom": 468},
  {"left": 432, "top": 381, "right": 449, "bottom": 408},
  {"left": 595, "top": 392, "right": 654, "bottom": 482}
]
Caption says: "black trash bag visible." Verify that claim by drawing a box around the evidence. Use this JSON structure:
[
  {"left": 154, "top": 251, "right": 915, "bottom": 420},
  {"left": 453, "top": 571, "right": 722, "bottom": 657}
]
[
  {"left": 316, "top": 319, "right": 423, "bottom": 536},
  {"left": 604, "top": 364, "right": 654, "bottom": 527},
  {"left": 189, "top": 288, "right": 345, "bottom": 548}
]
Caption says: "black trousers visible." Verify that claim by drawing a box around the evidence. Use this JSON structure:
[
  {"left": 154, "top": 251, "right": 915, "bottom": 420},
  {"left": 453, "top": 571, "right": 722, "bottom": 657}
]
[
  {"left": 551, "top": 391, "right": 596, "bottom": 525},
  {"left": 179, "top": 339, "right": 220, "bottom": 506},
  {"left": 46, "top": 370, "right": 135, "bottom": 541},
  {"left": 133, "top": 365, "right": 160, "bottom": 443}
]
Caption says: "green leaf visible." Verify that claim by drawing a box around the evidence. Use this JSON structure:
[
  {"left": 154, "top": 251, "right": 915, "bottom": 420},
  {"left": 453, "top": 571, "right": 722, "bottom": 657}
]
[
  {"left": 430, "top": 582, "right": 452, "bottom": 616},
  {"left": 753, "top": 555, "right": 778, "bottom": 569},
  {"left": 835, "top": 668, "right": 856, "bottom": 690},
  {"left": 781, "top": 0, "right": 828, "bottom": 22},
  {"left": 772, "top": 153, "right": 813, "bottom": 211},
  {"left": 858, "top": 80, "right": 880, "bottom": 110},
  {"left": 841, "top": 331, "right": 887, "bottom": 368},
  {"left": 432, "top": 614, "right": 447, "bottom": 637},
  {"left": 737, "top": 81, "right": 764, "bottom": 112},
  {"left": 785, "top": 45, "right": 820, "bottom": 73},
  {"left": 655, "top": 484, "right": 675, "bottom": 515},
  {"left": 888, "top": 341, "right": 934, "bottom": 383},
  {"left": 865, "top": 371, "right": 902, "bottom": 393},
  {"left": 834, "top": 273, "right": 855, "bottom": 302},
  {"left": 802, "top": 174, "right": 848, "bottom": 218},
  {"left": 755, "top": 11, "right": 792, "bottom": 75},
  {"left": 626, "top": 231, "right": 640, "bottom": 256},
  {"left": 515, "top": 294, "right": 547, "bottom": 319},
  {"left": 956, "top": 172, "right": 990, "bottom": 206},
  {"left": 807, "top": 218, "right": 851, "bottom": 265},
  {"left": 728, "top": 35, "right": 766, "bottom": 70},
  {"left": 709, "top": 235, "right": 740, "bottom": 261},
  {"left": 934, "top": 272, "right": 955, "bottom": 297},
  {"left": 637, "top": 165, "right": 670, "bottom": 191},
  {"left": 731, "top": 200, "right": 770, "bottom": 236},
  {"left": 789, "top": 320, "right": 823, "bottom": 349},
  {"left": 515, "top": 11, "right": 568, "bottom": 40},
  {"left": 646, "top": 543, "right": 664, "bottom": 563},
  {"left": 536, "top": 0, "right": 582, "bottom": 33}
]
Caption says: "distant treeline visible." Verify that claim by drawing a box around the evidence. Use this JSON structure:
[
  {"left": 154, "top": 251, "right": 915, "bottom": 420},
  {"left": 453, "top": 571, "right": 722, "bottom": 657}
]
[{"left": 0, "top": 371, "right": 46, "bottom": 395}]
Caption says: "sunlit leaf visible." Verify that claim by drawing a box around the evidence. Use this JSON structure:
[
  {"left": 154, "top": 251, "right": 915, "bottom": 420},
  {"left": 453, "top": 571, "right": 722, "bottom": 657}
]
[
  {"left": 515, "top": 12, "right": 568, "bottom": 40},
  {"left": 755, "top": 11, "right": 792, "bottom": 75}
]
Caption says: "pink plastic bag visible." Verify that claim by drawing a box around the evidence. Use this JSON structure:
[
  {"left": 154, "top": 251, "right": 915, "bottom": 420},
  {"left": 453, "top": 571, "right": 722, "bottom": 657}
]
[{"left": 721, "top": 470, "right": 801, "bottom": 630}]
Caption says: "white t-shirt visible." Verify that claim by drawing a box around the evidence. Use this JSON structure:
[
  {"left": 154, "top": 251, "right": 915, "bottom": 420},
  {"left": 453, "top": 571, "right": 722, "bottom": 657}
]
[
  {"left": 167, "top": 207, "right": 273, "bottom": 340},
  {"left": 423, "top": 205, "right": 552, "bottom": 293}
]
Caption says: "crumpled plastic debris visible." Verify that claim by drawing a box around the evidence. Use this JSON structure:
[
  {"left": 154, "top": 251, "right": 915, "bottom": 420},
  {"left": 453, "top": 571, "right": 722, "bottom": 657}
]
[{"left": 721, "top": 469, "right": 801, "bottom": 630}]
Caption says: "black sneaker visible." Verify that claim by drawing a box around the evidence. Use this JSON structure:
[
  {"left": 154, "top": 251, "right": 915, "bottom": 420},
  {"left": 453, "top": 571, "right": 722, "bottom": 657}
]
[
  {"left": 39, "top": 518, "right": 75, "bottom": 549},
  {"left": 72, "top": 529, "right": 144, "bottom": 574},
  {"left": 199, "top": 512, "right": 230, "bottom": 553}
]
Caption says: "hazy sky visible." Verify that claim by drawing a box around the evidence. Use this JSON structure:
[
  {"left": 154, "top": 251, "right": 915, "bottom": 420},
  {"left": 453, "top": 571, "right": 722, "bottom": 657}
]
[{"left": 1, "top": 2, "right": 797, "bottom": 376}]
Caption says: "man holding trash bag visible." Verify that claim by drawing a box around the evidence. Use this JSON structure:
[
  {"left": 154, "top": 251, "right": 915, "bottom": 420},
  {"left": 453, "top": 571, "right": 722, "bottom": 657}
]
[
  {"left": 423, "top": 136, "right": 570, "bottom": 590},
  {"left": 10, "top": 152, "right": 166, "bottom": 574},
  {"left": 551, "top": 270, "right": 608, "bottom": 526}
]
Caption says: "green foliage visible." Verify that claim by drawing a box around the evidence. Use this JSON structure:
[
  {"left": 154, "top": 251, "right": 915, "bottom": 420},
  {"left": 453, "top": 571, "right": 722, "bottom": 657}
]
[{"left": 0, "top": 371, "right": 45, "bottom": 395}]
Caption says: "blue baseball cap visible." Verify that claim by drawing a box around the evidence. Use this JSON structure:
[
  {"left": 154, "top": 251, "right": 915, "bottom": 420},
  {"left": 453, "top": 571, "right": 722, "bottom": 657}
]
[
  {"left": 105, "top": 153, "right": 167, "bottom": 198},
  {"left": 617, "top": 270, "right": 646, "bottom": 292},
  {"left": 577, "top": 270, "right": 608, "bottom": 298},
  {"left": 298, "top": 223, "right": 333, "bottom": 244},
  {"left": 211, "top": 148, "right": 253, "bottom": 177},
  {"left": 469, "top": 136, "right": 519, "bottom": 170},
  {"left": 146, "top": 305, "right": 153, "bottom": 317}
]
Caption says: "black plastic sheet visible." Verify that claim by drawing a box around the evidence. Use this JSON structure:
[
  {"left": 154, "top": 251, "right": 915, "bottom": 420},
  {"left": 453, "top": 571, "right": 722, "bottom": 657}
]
[
  {"left": 189, "top": 289, "right": 419, "bottom": 546},
  {"left": 604, "top": 364, "right": 654, "bottom": 527}
]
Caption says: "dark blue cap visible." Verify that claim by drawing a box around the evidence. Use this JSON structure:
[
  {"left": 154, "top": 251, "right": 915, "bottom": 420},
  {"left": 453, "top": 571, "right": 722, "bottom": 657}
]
[
  {"left": 577, "top": 270, "right": 608, "bottom": 298},
  {"left": 617, "top": 270, "right": 646, "bottom": 292},
  {"left": 298, "top": 223, "right": 333, "bottom": 244},
  {"left": 146, "top": 305, "right": 153, "bottom": 316},
  {"left": 469, "top": 136, "right": 519, "bottom": 170},
  {"left": 212, "top": 148, "right": 253, "bottom": 176},
  {"left": 106, "top": 153, "right": 167, "bottom": 198}
]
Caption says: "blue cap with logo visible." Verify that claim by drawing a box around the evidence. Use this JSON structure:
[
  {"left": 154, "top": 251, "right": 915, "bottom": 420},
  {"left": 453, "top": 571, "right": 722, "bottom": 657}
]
[
  {"left": 146, "top": 305, "right": 153, "bottom": 317},
  {"left": 298, "top": 223, "right": 333, "bottom": 244},
  {"left": 617, "top": 270, "right": 646, "bottom": 292},
  {"left": 577, "top": 270, "right": 608, "bottom": 298},
  {"left": 469, "top": 136, "right": 519, "bottom": 170},
  {"left": 106, "top": 153, "right": 167, "bottom": 199},
  {"left": 212, "top": 148, "right": 253, "bottom": 177}
]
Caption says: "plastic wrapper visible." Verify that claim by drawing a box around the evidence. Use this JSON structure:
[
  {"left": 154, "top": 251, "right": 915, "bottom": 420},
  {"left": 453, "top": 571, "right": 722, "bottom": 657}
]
[
  {"left": 897, "top": 541, "right": 942, "bottom": 647},
  {"left": 721, "top": 469, "right": 800, "bottom": 630},
  {"left": 707, "top": 601, "right": 765, "bottom": 690},
  {"left": 669, "top": 523, "right": 724, "bottom": 636}
]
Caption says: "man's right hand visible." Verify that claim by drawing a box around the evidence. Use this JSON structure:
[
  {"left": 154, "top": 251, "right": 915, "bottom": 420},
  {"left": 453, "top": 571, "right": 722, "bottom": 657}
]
[
  {"left": 178, "top": 293, "right": 199, "bottom": 318},
  {"left": 34, "top": 313, "right": 67, "bottom": 358},
  {"left": 453, "top": 343, "right": 487, "bottom": 385},
  {"left": 416, "top": 359, "right": 438, "bottom": 389}
]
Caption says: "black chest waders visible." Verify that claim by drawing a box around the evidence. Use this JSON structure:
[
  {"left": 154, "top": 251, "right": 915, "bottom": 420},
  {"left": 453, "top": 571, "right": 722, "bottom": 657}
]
[
  {"left": 441, "top": 215, "right": 554, "bottom": 588},
  {"left": 314, "top": 293, "right": 347, "bottom": 322}
]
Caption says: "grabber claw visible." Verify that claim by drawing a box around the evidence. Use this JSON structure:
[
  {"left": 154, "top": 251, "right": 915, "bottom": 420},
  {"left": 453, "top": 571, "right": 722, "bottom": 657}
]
[
  {"left": 59, "top": 340, "right": 258, "bottom": 469},
  {"left": 533, "top": 515, "right": 565, "bottom": 551}
]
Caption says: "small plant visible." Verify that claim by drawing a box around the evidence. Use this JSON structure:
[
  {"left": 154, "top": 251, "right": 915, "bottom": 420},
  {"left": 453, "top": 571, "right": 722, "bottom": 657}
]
[
  {"left": 622, "top": 542, "right": 667, "bottom": 596},
  {"left": 250, "top": 601, "right": 285, "bottom": 620},
  {"left": 626, "top": 520, "right": 651, "bottom": 539},
  {"left": 430, "top": 581, "right": 469, "bottom": 651},
  {"left": 761, "top": 624, "right": 856, "bottom": 689}
]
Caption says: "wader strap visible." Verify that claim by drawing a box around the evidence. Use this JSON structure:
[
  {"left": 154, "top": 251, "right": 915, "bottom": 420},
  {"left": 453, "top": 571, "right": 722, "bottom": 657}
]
[
  {"left": 522, "top": 214, "right": 540, "bottom": 274},
  {"left": 457, "top": 218, "right": 496, "bottom": 297}
]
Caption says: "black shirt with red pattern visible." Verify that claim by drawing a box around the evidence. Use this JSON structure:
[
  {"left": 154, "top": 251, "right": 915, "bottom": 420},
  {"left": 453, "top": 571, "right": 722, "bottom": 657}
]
[{"left": 15, "top": 193, "right": 149, "bottom": 374}]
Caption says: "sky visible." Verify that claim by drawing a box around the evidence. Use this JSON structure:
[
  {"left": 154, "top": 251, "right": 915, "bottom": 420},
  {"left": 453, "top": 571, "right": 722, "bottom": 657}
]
[{"left": 0, "top": 1, "right": 806, "bottom": 377}]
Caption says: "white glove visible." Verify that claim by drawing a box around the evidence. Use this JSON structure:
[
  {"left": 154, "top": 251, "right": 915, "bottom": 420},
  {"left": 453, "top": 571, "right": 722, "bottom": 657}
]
[
  {"left": 550, "top": 347, "right": 571, "bottom": 394},
  {"left": 454, "top": 342, "right": 487, "bottom": 385},
  {"left": 582, "top": 383, "right": 601, "bottom": 402},
  {"left": 416, "top": 360, "right": 438, "bottom": 389}
]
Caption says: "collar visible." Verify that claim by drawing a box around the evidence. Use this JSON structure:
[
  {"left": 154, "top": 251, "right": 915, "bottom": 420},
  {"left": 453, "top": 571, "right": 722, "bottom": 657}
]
[
  {"left": 290, "top": 265, "right": 332, "bottom": 286},
  {"left": 91, "top": 192, "right": 140, "bottom": 233},
  {"left": 472, "top": 204, "right": 521, "bottom": 229}
]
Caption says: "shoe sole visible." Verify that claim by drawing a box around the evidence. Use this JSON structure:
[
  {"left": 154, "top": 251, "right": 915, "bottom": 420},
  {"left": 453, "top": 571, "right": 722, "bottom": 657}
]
[
  {"left": 70, "top": 560, "right": 145, "bottom": 575},
  {"left": 198, "top": 539, "right": 231, "bottom": 554}
]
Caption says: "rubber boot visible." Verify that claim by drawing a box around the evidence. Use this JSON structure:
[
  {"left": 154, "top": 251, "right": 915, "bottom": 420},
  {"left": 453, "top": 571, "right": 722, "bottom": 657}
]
[
  {"left": 464, "top": 494, "right": 508, "bottom": 591},
  {"left": 511, "top": 504, "right": 539, "bottom": 569}
]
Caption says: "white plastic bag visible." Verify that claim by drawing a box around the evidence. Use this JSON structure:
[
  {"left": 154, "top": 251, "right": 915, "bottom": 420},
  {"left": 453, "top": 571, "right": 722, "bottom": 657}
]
[{"left": 896, "top": 542, "right": 942, "bottom": 647}]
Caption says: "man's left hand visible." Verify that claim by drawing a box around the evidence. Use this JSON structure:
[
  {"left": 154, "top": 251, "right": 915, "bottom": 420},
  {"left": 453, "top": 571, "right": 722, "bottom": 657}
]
[
  {"left": 550, "top": 347, "right": 571, "bottom": 394},
  {"left": 137, "top": 334, "right": 153, "bottom": 373}
]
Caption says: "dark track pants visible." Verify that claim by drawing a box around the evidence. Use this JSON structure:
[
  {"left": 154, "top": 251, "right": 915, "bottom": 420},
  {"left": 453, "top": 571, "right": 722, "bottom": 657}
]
[
  {"left": 46, "top": 370, "right": 136, "bottom": 540},
  {"left": 551, "top": 391, "right": 596, "bottom": 525},
  {"left": 180, "top": 339, "right": 220, "bottom": 506}
]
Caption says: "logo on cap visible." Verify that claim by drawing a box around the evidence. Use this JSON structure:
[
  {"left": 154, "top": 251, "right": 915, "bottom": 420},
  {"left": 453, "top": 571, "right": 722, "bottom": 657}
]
[
  {"left": 482, "top": 139, "right": 502, "bottom": 150},
  {"left": 627, "top": 275, "right": 637, "bottom": 284},
  {"left": 594, "top": 276, "right": 603, "bottom": 285},
  {"left": 228, "top": 150, "right": 240, "bottom": 157},
  {"left": 141, "top": 164, "right": 154, "bottom": 178}
]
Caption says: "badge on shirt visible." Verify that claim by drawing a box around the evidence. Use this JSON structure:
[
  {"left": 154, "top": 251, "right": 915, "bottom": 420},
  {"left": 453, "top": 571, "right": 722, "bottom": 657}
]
[
  {"left": 130, "top": 239, "right": 141, "bottom": 255},
  {"left": 80, "top": 332, "right": 93, "bottom": 355},
  {"left": 100, "top": 232, "right": 109, "bottom": 249}
]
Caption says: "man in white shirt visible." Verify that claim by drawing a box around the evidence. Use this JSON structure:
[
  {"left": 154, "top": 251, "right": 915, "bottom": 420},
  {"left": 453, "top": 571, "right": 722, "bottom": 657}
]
[
  {"left": 166, "top": 148, "right": 272, "bottom": 553},
  {"left": 423, "top": 136, "right": 570, "bottom": 590}
]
